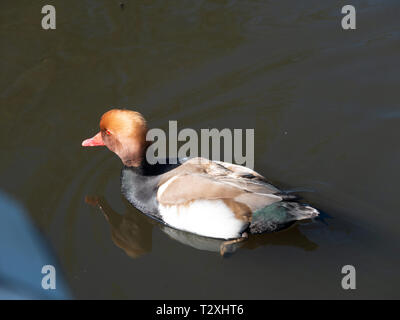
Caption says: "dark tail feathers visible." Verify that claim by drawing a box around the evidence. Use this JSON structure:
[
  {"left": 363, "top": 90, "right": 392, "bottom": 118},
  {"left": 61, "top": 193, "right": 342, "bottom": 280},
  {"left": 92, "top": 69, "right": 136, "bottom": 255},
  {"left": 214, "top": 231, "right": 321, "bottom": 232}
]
[{"left": 249, "top": 201, "right": 319, "bottom": 234}]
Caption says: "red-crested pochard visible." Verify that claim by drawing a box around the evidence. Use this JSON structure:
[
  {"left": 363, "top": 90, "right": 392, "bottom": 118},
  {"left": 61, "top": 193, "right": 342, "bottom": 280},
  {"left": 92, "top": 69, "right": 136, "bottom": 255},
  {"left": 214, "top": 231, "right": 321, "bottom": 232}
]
[{"left": 82, "top": 109, "right": 319, "bottom": 245}]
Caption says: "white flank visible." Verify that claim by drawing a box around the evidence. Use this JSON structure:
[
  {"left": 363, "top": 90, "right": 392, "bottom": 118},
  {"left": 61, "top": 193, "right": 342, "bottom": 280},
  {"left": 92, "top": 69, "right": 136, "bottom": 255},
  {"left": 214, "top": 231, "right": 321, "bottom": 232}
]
[{"left": 158, "top": 199, "right": 247, "bottom": 239}]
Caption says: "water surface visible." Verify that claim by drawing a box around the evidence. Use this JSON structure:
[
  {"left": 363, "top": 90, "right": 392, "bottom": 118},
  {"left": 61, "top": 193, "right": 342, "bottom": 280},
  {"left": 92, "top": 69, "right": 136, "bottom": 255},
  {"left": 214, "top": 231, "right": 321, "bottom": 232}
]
[{"left": 0, "top": 0, "right": 399, "bottom": 299}]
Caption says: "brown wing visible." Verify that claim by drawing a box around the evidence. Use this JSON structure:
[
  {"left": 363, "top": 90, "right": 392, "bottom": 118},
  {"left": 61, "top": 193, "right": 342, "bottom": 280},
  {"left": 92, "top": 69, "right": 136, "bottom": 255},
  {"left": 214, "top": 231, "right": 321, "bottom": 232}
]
[{"left": 157, "top": 158, "right": 282, "bottom": 222}]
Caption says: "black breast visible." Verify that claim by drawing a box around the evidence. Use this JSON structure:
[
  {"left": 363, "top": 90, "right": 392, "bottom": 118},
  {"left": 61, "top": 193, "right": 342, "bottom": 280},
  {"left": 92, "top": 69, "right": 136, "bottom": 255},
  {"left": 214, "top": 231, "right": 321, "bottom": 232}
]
[{"left": 120, "top": 159, "right": 184, "bottom": 221}]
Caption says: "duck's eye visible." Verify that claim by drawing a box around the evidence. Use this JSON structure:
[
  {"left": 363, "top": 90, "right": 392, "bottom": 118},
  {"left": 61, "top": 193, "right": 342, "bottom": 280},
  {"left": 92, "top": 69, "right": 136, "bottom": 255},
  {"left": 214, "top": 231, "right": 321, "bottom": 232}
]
[{"left": 105, "top": 129, "right": 111, "bottom": 136}]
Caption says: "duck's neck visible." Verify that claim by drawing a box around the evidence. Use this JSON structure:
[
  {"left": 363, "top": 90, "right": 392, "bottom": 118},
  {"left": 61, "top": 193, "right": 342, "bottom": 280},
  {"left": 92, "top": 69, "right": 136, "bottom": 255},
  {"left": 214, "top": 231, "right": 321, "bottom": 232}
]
[
  {"left": 126, "top": 156, "right": 183, "bottom": 177},
  {"left": 121, "top": 148, "right": 146, "bottom": 168},
  {"left": 120, "top": 140, "right": 150, "bottom": 168}
]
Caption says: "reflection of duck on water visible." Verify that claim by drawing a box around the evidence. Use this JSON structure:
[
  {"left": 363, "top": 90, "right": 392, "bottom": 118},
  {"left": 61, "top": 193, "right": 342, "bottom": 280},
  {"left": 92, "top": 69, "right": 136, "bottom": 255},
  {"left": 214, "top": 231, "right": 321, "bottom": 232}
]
[
  {"left": 85, "top": 196, "right": 318, "bottom": 257},
  {"left": 85, "top": 196, "right": 154, "bottom": 259}
]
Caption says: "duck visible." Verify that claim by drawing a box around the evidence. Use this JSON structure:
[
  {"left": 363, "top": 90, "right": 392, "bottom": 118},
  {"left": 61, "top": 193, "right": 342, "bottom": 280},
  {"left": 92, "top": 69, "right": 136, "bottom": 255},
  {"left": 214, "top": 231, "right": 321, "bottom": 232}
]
[{"left": 82, "top": 109, "right": 319, "bottom": 248}]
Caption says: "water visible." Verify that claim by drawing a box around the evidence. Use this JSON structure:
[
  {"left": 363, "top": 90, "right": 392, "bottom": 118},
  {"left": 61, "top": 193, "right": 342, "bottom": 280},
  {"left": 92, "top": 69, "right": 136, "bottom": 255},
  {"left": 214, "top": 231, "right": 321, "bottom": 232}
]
[{"left": 0, "top": 0, "right": 399, "bottom": 299}]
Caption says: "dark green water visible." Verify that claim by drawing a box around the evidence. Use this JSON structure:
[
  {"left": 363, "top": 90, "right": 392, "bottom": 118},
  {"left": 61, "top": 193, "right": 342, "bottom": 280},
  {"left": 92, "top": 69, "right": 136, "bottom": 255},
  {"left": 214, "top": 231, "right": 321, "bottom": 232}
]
[{"left": 0, "top": 0, "right": 399, "bottom": 299}]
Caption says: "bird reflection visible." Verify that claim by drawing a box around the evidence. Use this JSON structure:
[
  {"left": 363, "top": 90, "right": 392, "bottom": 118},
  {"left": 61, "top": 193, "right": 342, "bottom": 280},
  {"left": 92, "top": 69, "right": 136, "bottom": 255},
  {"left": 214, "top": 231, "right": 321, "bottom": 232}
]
[
  {"left": 85, "top": 195, "right": 155, "bottom": 258},
  {"left": 85, "top": 196, "right": 318, "bottom": 258}
]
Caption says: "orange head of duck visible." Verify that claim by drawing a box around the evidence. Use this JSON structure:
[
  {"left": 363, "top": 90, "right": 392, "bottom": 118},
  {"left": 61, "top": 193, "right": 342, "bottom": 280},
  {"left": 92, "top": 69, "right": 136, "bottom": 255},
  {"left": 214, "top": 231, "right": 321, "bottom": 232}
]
[{"left": 82, "top": 109, "right": 148, "bottom": 167}]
